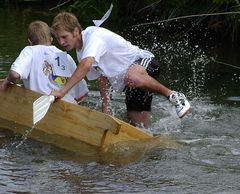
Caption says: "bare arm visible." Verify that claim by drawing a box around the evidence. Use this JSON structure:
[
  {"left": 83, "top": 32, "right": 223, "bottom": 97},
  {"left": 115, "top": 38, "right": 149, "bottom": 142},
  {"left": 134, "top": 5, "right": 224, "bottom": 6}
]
[
  {"left": 99, "top": 76, "right": 112, "bottom": 114},
  {"left": 0, "top": 70, "right": 20, "bottom": 91},
  {"left": 51, "top": 57, "right": 94, "bottom": 99}
]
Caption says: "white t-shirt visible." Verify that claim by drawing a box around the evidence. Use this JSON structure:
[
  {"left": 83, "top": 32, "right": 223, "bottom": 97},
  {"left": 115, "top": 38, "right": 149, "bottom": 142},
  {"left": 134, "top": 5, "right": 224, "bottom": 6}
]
[
  {"left": 76, "top": 26, "right": 154, "bottom": 92},
  {"left": 11, "top": 45, "right": 89, "bottom": 104}
]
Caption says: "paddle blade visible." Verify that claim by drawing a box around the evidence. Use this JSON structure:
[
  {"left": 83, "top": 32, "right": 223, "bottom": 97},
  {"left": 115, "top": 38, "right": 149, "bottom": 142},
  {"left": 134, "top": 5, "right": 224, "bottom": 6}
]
[{"left": 33, "top": 95, "right": 55, "bottom": 125}]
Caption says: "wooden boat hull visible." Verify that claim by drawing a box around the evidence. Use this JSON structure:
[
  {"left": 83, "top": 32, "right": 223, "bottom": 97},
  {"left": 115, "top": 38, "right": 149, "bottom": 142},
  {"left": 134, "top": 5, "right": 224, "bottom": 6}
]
[{"left": 0, "top": 84, "right": 152, "bottom": 153}]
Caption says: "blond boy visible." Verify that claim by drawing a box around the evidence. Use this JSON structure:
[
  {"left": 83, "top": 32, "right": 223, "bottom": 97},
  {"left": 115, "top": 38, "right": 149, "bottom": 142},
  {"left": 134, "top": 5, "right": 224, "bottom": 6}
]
[{"left": 0, "top": 21, "right": 88, "bottom": 104}]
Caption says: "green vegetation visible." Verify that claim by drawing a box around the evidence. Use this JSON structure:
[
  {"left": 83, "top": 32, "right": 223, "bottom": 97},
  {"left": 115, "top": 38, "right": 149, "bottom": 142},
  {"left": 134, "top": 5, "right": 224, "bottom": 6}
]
[
  {"left": 3, "top": 0, "right": 240, "bottom": 45},
  {"left": 55, "top": 0, "right": 240, "bottom": 45}
]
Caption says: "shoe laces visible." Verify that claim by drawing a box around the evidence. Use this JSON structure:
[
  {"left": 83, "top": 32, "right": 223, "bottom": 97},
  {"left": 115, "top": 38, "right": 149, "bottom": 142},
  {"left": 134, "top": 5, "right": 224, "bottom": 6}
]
[{"left": 169, "top": 92, "right": 186, "bottom": 105}]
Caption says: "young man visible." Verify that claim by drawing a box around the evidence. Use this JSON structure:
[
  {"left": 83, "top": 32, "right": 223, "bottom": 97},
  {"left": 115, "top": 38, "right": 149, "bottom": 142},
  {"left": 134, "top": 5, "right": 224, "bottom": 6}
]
[
  {"left": 51, "top": 12, "right": 191, "bottom": 128},
  {"left": 0, "top": 21, "right": 89, "bottom": 104}
]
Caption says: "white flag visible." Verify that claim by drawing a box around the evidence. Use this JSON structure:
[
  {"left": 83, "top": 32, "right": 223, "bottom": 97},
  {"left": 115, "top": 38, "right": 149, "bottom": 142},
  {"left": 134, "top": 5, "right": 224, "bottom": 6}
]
[{"left": 92, "top": 4, "right": 113, "bottom": 27}]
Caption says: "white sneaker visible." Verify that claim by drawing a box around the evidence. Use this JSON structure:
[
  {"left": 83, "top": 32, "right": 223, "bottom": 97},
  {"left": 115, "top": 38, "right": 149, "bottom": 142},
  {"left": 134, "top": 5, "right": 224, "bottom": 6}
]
[{"left": 169, "top": 91, "right": 191, "bottom": 118}]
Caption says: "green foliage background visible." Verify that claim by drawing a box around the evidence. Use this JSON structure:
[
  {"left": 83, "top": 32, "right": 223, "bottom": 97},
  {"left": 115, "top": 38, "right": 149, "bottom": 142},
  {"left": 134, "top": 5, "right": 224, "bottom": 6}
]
[
  {"left": 57, "top": 0, "right": 240, "bottom": 44},
  {"left": 3, "top": 0, "right": 240, "bottom": 44}
]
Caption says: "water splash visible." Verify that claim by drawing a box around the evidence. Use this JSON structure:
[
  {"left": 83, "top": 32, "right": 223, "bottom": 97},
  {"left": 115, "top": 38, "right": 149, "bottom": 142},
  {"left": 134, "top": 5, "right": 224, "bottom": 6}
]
[
  {"left": 123, "top": 25, "right": 211, "bottom": 100},
  {"left": 12, "top": 126, "right": 35, "bottom": 149},
  {"left": 101, "top": 135, "right": 180, "bottom": 165}
]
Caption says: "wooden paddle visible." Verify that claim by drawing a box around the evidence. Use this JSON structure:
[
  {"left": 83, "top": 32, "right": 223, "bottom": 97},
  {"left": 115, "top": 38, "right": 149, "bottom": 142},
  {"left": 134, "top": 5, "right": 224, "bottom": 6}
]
[{"left": 33, "top": 95, "right": 55, "bottom": 125}]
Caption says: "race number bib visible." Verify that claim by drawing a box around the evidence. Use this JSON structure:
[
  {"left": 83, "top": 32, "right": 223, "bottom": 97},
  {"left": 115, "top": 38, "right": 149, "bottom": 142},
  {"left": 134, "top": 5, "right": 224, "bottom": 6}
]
[{"left": 48, "top": 52, "right": 72, "bottom": 77}]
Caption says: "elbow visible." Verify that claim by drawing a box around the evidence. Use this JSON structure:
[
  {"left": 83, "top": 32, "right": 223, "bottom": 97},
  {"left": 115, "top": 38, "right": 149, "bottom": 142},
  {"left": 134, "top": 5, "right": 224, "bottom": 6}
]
[
  {"left": 8, "top": 70, "right": 20, "bottom": 83},
  {"left": 83, "top": 64, "right": 91, "bottom": 73}
]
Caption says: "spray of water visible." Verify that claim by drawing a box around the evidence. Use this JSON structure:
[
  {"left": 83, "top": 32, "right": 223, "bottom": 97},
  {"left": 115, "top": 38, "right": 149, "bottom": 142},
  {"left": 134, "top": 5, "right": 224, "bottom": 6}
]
[
  {"left": 120, "top": 23, "right": 213, "bottom": 134},
  {"left": 12, "top": 126, "right": 35, "bottom": 149}
]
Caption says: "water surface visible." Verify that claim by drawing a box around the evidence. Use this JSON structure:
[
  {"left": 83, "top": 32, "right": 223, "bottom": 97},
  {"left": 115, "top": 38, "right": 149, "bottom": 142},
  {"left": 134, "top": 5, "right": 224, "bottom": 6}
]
[{"left": 0, "top": 4, "right": 240, "bottom": 194}]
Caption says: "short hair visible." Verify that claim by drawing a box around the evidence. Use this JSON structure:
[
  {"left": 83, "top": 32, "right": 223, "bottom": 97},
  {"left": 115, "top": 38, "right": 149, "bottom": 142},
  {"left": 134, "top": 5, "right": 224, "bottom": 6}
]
[
  {"left": 27, "top": 21, "right": 52, "bottom": 45},
  {"left": 51, "top": 12, "right": 82, "bottom": 34}
]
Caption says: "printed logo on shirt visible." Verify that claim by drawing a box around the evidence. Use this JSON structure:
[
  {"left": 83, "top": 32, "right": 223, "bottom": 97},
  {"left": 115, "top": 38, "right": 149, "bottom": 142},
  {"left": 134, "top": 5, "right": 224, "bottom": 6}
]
[
  {"left": 51, "top": 52, "right": 72, "bottom": 77},
  {"left": 43, "top": 60, "right": 67, "bottom": 87}
]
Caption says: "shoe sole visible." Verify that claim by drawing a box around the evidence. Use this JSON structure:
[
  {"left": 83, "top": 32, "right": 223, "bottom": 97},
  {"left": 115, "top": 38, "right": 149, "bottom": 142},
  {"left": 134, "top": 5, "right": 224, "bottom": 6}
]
[{"left": 179, "top": 107, "right": 191, "bottom": 118}]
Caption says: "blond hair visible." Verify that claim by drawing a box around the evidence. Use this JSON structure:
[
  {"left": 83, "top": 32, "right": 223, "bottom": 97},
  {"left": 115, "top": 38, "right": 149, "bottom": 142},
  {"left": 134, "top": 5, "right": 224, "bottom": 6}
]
[
  {"left": 51, "top": 12, "right": 82, "bottom": 34},
  {"left": 27, "top": 21, "right": 52, "bottom": 45}
]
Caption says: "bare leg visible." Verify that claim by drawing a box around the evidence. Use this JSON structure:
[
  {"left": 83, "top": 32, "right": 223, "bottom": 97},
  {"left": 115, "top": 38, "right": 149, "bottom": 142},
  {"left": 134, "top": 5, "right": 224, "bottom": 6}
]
[
  {"left": 125, "top": 65, "right": 173, "bottom": 97},
  {"left": 127, "top": 111, "right": 151, "bottom": 128},
  {"left": 124, "top": 65, "right": 172, "bottom": 128},
  {"left": 125, "top": 64, "right": 191, "bottom": 123}
]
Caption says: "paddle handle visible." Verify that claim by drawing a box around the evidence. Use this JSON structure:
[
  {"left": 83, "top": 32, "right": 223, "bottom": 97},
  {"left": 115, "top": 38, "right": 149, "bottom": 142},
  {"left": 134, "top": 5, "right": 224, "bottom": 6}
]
[{"left": 49, "top": 95, "right": 55, "bottom": 103}]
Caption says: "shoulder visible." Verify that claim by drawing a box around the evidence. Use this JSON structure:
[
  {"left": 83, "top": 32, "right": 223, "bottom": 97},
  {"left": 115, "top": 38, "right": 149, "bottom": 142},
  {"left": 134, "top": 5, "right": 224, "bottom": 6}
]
[
  {"left": 21, "top": 45, "right": 54, "bottom": 53},
  {"left": 44, "top": 45, "right": 62, "bottom": 52},
  {"left": 84, "top": 26, "right": 99, "bottom": 33},
  {"left": 19, "top": 46, "right": 34, "bottom": 56},
  {"left": 83, "top": 26, "right": 111, "bottom": 37},
  {"left": 83, "top": 27, "right": 112, "bottom": 47},
  {"left": 21, "top": 45, "right": 33, "bottom": 51}
]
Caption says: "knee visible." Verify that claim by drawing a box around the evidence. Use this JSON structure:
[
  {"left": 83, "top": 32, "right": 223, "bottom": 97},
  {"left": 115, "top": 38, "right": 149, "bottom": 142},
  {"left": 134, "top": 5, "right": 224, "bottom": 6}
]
[
  {"left": 125, "top": 65, "right": 147, "bottom": 88},
  {"left": 125, "top": 75, "right": 143, "bottom": 88}
]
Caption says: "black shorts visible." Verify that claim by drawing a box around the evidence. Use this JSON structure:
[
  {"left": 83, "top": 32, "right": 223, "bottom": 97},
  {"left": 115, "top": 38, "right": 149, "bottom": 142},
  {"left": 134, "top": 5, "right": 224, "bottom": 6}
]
[{"left": 125, "top": 58, "right": 161, "bottom": 112}]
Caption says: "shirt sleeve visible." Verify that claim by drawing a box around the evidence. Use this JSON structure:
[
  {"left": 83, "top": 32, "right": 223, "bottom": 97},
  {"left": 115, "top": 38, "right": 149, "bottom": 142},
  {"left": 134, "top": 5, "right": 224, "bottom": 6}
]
[
  {"left": 81, "top": 33, "right": 107, "bottom": 63},
  {"left": 10, "top": 46, "right": 33, "bottom": 80}
]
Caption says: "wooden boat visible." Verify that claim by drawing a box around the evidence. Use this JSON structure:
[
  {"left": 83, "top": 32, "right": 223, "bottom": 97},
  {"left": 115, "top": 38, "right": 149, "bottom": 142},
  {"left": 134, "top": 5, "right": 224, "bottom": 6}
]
[{"left": 0, "top": 83, "right": 153, "bottom": 153}]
